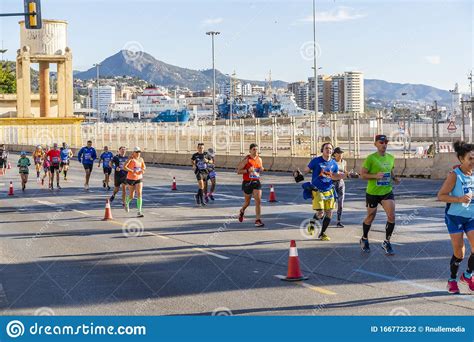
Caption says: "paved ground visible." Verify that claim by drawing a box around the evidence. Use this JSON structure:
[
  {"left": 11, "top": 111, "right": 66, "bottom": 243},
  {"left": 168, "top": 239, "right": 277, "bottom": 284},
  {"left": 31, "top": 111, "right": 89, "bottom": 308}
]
[{"left": 0, "top": 154, "right": 472, "bottom": 316}]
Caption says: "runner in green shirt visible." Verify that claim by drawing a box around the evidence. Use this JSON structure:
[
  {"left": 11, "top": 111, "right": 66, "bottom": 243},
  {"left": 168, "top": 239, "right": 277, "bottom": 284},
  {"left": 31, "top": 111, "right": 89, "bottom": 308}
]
[
  {"left": 360, "top": 135, "right": 400, "bottom": 255},
  {"left": 17, "top": 151, "right": 31, "bottom": 192}
]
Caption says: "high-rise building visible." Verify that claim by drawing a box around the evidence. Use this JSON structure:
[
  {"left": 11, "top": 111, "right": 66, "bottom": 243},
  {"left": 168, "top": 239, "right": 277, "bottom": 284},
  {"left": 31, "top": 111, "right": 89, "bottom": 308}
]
[
  {"left": 287, "top": 81, "right": 307, "bottom": 109},
  {"left": 308, "top": 75, "right": 330, "bottom": 113},
  {"left": 344, "top": 71, "right": 364, "bottom": 113},
  {"left": 91, "top": 86, "right": 116, "bottom": 115},
  {"left": 331, "top": 75, "right": 345, "bottom": 113},
  {"left": 243, "top": 83, "right": 252, "bottom": 96}
]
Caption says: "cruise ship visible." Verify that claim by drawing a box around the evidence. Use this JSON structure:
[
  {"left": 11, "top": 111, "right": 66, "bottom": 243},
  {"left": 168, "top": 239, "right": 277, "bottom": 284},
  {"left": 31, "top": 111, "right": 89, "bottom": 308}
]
[{"left": 137, "top": 86, "right": 190, "bottom": 122}]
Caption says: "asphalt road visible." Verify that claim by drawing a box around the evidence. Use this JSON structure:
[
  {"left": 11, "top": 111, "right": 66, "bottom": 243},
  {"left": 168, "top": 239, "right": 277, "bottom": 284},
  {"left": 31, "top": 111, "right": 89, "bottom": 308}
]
[{"left": 0, "top": 154, "right": 472, "bottom": 316}]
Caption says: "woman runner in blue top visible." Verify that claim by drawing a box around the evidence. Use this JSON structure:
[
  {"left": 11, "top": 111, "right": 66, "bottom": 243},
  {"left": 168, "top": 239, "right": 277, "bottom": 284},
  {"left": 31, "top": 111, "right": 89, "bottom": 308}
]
[{"left": 437, "top": 141, "right": 474, "bottom": 294}]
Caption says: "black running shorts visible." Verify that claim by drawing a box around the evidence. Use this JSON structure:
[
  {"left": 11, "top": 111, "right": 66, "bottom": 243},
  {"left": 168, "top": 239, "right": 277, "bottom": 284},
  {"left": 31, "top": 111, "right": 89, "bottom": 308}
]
[
  {"left": 366, "top": 192, "right": 395, "bottom": 208},
  {"left": 242, "top": 180, "right": 262, "bottom": 195}
]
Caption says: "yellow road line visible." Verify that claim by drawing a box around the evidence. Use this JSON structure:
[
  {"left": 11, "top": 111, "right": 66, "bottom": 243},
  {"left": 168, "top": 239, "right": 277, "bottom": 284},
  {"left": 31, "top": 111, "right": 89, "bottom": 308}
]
[{"left": 274, "top": 275, "right": 337, "bottom": 295}]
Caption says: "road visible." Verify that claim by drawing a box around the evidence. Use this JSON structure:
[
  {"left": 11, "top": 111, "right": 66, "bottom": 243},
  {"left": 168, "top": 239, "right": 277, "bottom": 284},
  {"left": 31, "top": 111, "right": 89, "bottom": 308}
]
[{"left": 0, "top": 154, "right": 472, "bottom": 316}]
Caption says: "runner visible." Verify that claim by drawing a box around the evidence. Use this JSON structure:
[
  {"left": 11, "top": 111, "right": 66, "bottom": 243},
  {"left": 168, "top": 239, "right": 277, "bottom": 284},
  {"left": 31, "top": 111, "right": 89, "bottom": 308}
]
[
  {"left": 77, "top": 140, "right": 97, "bottom": 191},
  {"left": 60, "top": 143, "right": 73, "bottom": 181},
  {"left": 124, "top": 147, "right": 146, "bottom": 217},
  {"left": 237, "top": 143, "right": 265, "bottom": 227},
  {"left": 437, "top": 141, "right": 474, "bottom": 294},
  {"left": 332, "top": 147, "right": 348, "bottom": 227},
  {"left": 191, "top": 143, "right": 210, "bottom": 206},
  {"left": 110, "top": 146, "right": 129, "bottom": 207},
  {"left": 360, "top": 134, "right": 400, "bottom": 254},
  {"left": 301, "top": 142, "right": 345, "bottom": 241},
  {"left": 98, "top": 146, "right": 113, "bottom": 191},
  {"left": 0, "top": 144, "right": 8, "bottom": 175},
  {"left": 207, "top": 148, "right": 217, "bottom": 201},
  {"left": 46, "top": 143, "right": 62, "bottom": 190},
  {"left": 33, "top": 145, "right": 45, "bottom": 181},
  {"left": 41, "top": 145, "right": 51, "bottom": 187},
  {"left": 17, "top": 151, "right": 31, "bottom": 191}
]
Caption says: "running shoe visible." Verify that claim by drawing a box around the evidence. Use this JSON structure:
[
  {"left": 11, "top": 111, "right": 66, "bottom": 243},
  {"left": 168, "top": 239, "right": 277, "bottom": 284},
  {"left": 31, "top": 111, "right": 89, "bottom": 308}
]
[
  {"left": 204, "top": 196, "right": 209, "bottom": 203},
  {"left": 360, "top": 238, "right": 370, "bottom": 253},
  {"left": 318, "top": 233, "right": 330, "bottom": 241},
  {"left": 238, "top": 209, "right": 244, "bottom": 222},
  {"left": 36, "top": 177, "right": 40, "bottom": 183},
  {"left": 209, "top": 193, "right": 215, "bottom": 201},
  {"left": 22, "top": 184, "right": 25, "bottom": 192},
  {"left": 107, "top": 186, "right": 111, "bottom": 191},
  {"left": 110, "top": 195, "right": 115, "bottom": 203},
  {"left": 381, "top": 240, "right": 395, "bottom": 256},
  {"left": 57, "top": 184, "right": 61, "bottom": 190},
  {"left": 102, "top": 180, "right": 106, "bottom": 188},
  {"left": 336, "top": 222, "right": 345, "bottom": 228},
  {"left": 460, "top": 273, "right": 474, "bottom": 292},
  {"left": 447, "top": 279, "right": 460, "bottom": 294},
  {"left": 255, "top": 219, "right": 265, "bottom": 227},
  {"left": 84, "top": 184, "right": 89, "bottom": 191},
  {"left": 124, "top": 203, "right": 130, "bottom": 213},
  {"left": 195, "top": 194, "right": 201, "bottom": 206},
  {"left": 137, "top": 211, "right": 144, "bottom": 218},
  {"left": 200, "top": 201, "right": 207, "bottom": 207},
  {"left": 307, "top": 221, "right": 315, "bottom": 236}
]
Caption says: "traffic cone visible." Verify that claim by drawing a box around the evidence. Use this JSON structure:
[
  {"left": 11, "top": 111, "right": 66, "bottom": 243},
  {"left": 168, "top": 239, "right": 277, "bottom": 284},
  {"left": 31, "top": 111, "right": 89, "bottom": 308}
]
[
  {"left": 102, "top": 199, "right": 113, "bottom": 221},
  {"left": 8, "top": 181, "right": 14, "bottom": 196},
  {"left": 268, "top": 185, "right": 277, "bottom": 202},
  {"left": 281, "top": 240, "right": 308, "bottom": 282},
  {"left": 171, "top": 177, "right": 177, "bottom": 191}
]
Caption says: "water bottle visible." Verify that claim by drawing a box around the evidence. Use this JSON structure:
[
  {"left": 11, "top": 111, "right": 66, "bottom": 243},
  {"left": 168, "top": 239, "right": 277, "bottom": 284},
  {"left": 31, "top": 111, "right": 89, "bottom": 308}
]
[{"left": 463, "top": 189, "right": 472, "bottom": 208}]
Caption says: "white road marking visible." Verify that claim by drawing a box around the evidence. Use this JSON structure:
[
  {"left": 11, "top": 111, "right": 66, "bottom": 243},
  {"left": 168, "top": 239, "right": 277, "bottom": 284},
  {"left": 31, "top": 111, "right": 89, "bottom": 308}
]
[
  {"left": 73, "top": 209, "right": 90, "bottom": 216},
  {"left": 193, "top": 248, "right": 230, "bottom": 260},
  {"left": 276, "top": 223, "right": 301, "bottom": 229},
  {"left": 34, "top": 200, "right": 55, "bottom": 206},
  {"left": 354, "top": 269, "right": 474, "bottom": 303},
  {"left": 147, "top": 232, "right": 169, "bottom": 240}
]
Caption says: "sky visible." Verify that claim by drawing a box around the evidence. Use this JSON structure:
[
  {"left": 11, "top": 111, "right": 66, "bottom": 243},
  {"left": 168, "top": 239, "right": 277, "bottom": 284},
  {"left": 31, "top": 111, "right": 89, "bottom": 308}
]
[{"left": 0, "top": 0, "right": 472, "bottom": 92}]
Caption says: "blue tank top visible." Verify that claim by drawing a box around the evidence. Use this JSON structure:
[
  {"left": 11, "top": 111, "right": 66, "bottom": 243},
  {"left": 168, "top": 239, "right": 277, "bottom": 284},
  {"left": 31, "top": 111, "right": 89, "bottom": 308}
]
[{"left": 447, "top": 167, "right": 474, "bottom": 218}]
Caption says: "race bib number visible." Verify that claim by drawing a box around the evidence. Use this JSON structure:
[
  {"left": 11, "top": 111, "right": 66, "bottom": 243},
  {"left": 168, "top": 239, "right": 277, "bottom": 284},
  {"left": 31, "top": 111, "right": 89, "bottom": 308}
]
[
  {"left": 35, "top": 157, "right": 41, "bottom": 163},
  {"left": 52, "top": 157, "right": 59, "bottom": 163},
  {"left": 209, "top": 170, "right": 217, "bottom": 178},
  {"left": 119, "top": 161, "right": 125, "bottom": 169},
  {"left": 134, "top": 167, "right": 142, "bottom": 172},
  {"left": 376, "top": 172, "right": 392, "bottom": 186},
  {"left": 250, "top": 168, "right": 261, "bottom": 180},
  {"left": 19, "top": 165, "right": 28, "bottom": 172},
  {"left": 197, "top": 160, "right": 207, "bottom": 170},
  {"left": 320, "top": 189, "right": 334, "bottom": 200},
  {"left": 84, "top": 153, "right": 92, "bottom": 160}
]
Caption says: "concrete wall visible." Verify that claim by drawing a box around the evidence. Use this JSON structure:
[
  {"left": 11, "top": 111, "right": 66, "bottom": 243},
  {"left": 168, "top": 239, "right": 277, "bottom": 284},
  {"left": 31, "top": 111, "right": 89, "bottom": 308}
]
[{"left": 9, "top": 143, "right": 458, "bottom": 179}]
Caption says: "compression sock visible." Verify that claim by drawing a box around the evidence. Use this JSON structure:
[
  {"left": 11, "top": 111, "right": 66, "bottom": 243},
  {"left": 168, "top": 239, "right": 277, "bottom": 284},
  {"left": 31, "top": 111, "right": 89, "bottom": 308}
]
[
  {"left": 320, "top": 216, "right": 331, "bottom": 235},
  {"left": 36, "top": 171, "right": 40, "bottom": 178},
  {"left": 362, "top": 222, "right": 371, "bottom": 239},
  {"left": 465, "top": 254, "right": 474, "bottom": 278},
  {"left": 137, "top": 197, "right": 143, "bottom": 212},
  {"left": 126, "top": 196, "right": 132, "bottom": 206},
  {"left": 450, "top": 255, "right": 463, "bottom": 280},
  {"left": 385, "top": 222, "right": 395, "bottom": 241}
]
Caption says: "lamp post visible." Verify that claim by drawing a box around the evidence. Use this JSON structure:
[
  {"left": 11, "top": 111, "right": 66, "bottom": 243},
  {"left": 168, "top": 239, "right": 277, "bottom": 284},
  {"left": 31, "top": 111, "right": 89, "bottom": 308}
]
[
  {"left": 206, "top": 31, "right": 220, "bottom": 121},
  {"left": 93, "top": 63, "right": 101, "bottom": 121},
  {"left": 312, "top": 0, "right": 319, "bottom": 152}
]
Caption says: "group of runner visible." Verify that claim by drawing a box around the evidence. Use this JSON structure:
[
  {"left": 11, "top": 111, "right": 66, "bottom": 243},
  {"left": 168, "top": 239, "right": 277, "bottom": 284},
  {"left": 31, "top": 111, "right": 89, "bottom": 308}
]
[{"left": 5, "top": 134, "right": 474, "bottom": 294}]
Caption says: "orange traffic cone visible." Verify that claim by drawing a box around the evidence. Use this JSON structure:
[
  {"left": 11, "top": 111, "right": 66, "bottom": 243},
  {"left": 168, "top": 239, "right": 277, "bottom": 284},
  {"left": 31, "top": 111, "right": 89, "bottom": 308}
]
[
  {"left": 281, "top": 240, "right": 308, "bottom": 281},
  {"left": 269, "top": 185, "right": 277, "bottom": 202},
  {"left": 8, "top": 181, "right": 14, "bottom": 196},
  {"left": 171, "top": 177, "right": 177, "bottom": 191},
  {"left": 102, "top": 199, "right": 113, "bottom": 221}
]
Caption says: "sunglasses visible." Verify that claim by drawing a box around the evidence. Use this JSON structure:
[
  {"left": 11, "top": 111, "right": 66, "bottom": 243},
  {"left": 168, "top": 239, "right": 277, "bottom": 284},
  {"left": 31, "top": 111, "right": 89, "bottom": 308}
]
[{"left": 377, "top": 140, "right": 389, "bottom": 145}]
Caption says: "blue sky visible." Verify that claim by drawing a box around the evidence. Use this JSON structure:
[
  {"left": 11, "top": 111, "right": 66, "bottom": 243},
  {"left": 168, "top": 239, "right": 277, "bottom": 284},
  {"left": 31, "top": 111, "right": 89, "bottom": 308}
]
[{"left": 0, "top": 0, "right": 472, "bottom": 91}]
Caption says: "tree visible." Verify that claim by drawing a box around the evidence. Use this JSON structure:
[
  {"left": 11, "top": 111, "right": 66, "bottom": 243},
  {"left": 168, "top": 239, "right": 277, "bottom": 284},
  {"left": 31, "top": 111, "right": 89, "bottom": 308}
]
[{"left": 0, "top": 63, "right": 16, "bottom": 94}]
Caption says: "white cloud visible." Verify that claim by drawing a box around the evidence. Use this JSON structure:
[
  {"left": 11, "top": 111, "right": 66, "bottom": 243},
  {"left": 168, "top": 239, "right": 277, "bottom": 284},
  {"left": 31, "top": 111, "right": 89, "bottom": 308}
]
[
  {"left": 424, "top": 55, "right": 441, "bottom": 65},
  {"left": 300, "top": 6, "right": 366, "bottom": 23},
  {"left": 202, "top": 18, "right": 224, "bottom": 26}
]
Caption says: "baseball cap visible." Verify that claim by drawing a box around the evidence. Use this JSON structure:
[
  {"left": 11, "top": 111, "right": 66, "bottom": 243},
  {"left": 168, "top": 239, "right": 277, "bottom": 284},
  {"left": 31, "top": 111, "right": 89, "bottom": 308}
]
[
  {"left": 20, "top": 151, "right": 26, "bottom": 156},
  {"left": 375, "top": 134, "right": 389, "bottom": 142},
  {"left": 333, "top": 147, "right": 344, "bottom": 154},
  {"left": 134, "top": 146, "right": 141, "bottom": 152}
]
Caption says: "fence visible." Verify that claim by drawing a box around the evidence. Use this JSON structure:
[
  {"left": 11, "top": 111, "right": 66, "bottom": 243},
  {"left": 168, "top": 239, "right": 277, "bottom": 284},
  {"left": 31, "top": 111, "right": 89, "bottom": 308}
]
[{"left": 0, "top": 115, "right": 471, "bottom": 158}]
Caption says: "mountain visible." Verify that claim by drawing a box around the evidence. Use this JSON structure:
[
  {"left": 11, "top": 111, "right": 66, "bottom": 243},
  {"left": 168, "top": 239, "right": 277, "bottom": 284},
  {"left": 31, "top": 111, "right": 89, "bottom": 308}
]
[
  {"left": 74, "top": 50, "right": 287, "bottom": 90},
  {"left": 365, "top": 79, "right": 451, "bottom": 104}
]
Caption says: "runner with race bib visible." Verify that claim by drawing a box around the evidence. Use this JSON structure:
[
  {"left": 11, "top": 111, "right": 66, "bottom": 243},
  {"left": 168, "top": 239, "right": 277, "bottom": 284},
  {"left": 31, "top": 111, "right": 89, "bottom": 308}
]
[
  {"left": 77, "top": 140, "right": 97, "bottom": 191},
  {"left": 17, "top": 151, "right": 31, "bottom": 191},
  {"left": 98, "top": 146, "right": 114, "bottom": 191},
  {"left": 46, "top": 143, "right": 62, "bottom": 190}
]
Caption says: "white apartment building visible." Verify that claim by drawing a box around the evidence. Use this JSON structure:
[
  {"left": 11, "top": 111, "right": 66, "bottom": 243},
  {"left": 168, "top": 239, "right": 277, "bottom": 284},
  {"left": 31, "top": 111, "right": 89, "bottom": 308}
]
[
  {"left": 344, "top": 71, "right": 364, "bottom": 113},
  {"left": 91, "top": 86, "right": 116, "bottom": 115}
]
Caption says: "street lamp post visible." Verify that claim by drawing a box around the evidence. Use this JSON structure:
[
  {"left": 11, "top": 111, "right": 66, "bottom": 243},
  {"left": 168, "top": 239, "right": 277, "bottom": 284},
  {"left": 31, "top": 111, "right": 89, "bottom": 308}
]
[
  {"left": 93, "top": 63, "right": 101, "bottom": 121},
  {"left": 206, "top": 31, "right": 220, "bottom": 122},
  {"left": 312, "top": 0, "right": 319, "bottom": 153}
]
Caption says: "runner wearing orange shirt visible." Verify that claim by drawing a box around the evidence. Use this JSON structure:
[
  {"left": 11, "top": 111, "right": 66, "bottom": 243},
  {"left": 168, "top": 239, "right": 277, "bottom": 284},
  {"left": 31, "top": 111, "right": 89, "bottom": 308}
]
[{"left": 124, "top": 147, "right": 146, "bottom": 217}]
